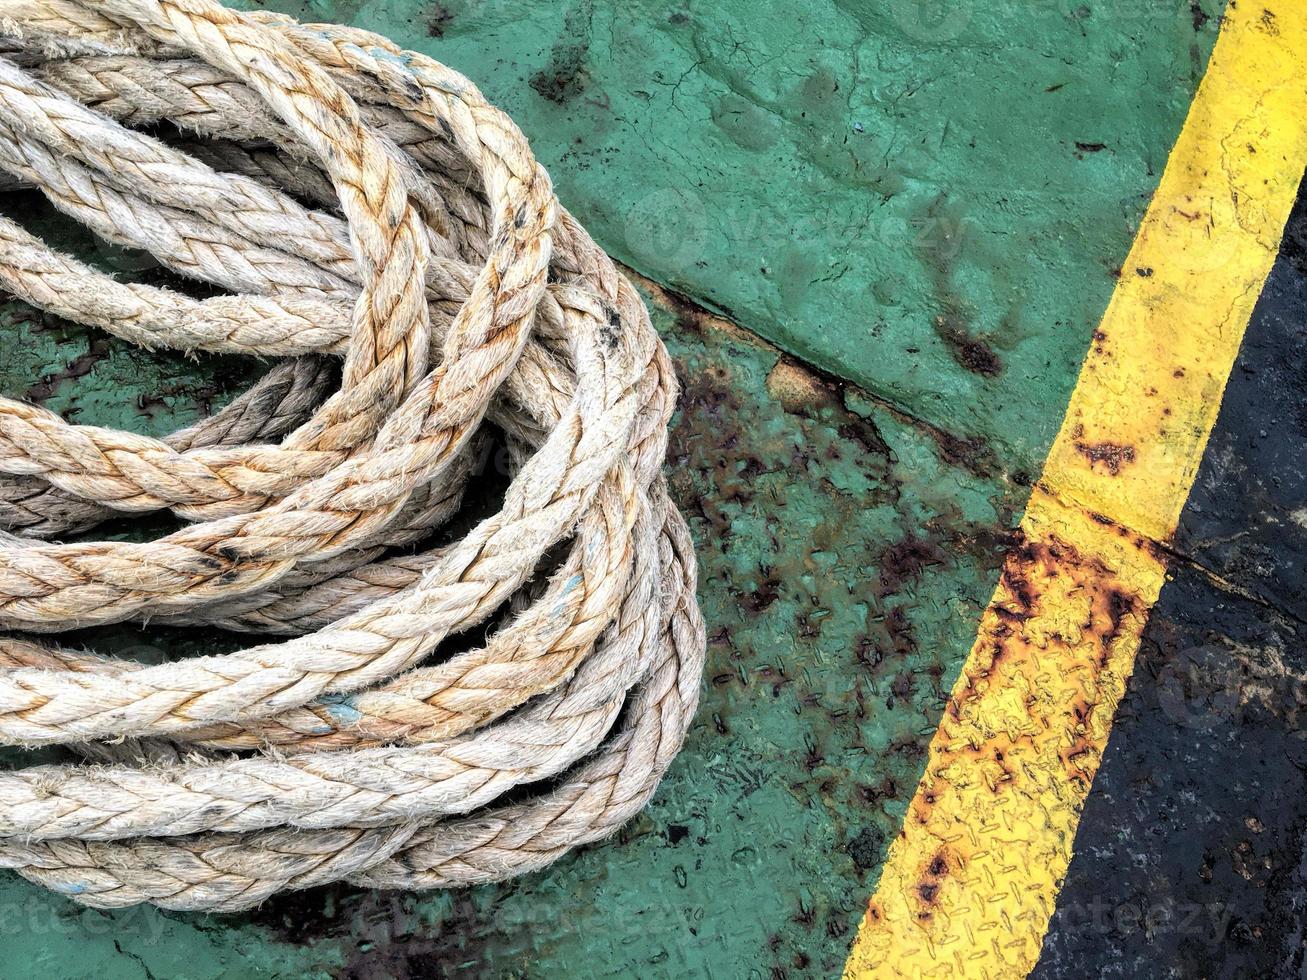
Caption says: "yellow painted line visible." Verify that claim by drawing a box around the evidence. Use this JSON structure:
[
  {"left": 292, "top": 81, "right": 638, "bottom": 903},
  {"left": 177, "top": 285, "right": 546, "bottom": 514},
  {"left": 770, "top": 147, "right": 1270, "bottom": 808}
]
[{"left": 843, "top": 3, "right": 1307, "bottom": 978}]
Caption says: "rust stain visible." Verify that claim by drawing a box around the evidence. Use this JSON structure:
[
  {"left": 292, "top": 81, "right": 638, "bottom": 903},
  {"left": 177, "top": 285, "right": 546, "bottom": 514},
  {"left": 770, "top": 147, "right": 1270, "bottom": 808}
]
[
  {"left": 876, "top": 535, "right": 946, "bottom": 597},
  {"left": 942, "top": 529, "right": 1138, "bottom": 719},
  {"left": 24, "top": 336, "right": 112, "bottom": 403},
  {"left": 933, "top": 313, "right": 1004, "bottom": 378},
  {"left": 877, "top": 493, "right": 1162, "bottom": 954},
  {"left": 1072, "top": 430, "right": 1138, "bottom": 475},
  {"left": 914, "top": 849, "right": 952, "bottom": 910}
]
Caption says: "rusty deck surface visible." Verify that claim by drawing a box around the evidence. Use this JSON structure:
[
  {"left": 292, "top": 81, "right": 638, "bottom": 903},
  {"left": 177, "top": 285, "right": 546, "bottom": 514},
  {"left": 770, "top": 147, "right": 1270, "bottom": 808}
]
[{"left": 2, "top": 1, "right": 1307, "bottom": 978}]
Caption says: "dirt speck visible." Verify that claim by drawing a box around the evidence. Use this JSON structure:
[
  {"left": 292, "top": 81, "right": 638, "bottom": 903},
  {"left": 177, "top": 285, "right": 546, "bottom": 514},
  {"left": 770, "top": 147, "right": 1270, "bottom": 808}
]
[
  {"left": 766, "top": 357, "right": 837, "bottom": 414},
  {"left": 425, "top": 3, "right": 453, "bottom": 36}
]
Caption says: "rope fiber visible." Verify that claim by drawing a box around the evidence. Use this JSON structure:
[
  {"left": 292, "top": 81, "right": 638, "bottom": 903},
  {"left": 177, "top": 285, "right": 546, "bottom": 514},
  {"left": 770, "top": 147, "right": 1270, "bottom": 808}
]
[{"left": 0, "top": 0, "right": 704, "bottom": 911}]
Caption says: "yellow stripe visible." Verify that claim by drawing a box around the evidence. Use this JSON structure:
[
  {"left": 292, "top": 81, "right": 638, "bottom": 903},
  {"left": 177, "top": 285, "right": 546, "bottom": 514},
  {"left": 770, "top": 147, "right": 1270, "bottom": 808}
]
[{"left": 843, "top": 4, "right": 1307, "bottom": 978}]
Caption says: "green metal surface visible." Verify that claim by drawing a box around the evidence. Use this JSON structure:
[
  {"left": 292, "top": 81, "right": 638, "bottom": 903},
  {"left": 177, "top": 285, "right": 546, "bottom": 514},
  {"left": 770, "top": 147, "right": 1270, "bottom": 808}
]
[
  {"left": 0, "top": 1, "right": 1225, "bottom": 976},
  {"left": 246, "top": 0, "right": 1217, "bottom": 473}
]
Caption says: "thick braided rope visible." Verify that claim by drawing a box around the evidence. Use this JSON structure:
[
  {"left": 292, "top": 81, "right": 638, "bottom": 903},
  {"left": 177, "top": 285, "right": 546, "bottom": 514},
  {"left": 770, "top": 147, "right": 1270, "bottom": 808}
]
[
  {"left": 0, "top": 36, "right": 601, "bottom": 629},
  {"left": 0, "top": 36, "right": 565, "bottom": 534},
  {"left": 0, "top": 7, "right": 674, "bottom": 757},
  {"left": 0, "top": 0, "right": 704, "bottom": 912},
  {"left": 0, "top": 23, "right": 554, "bottom": 629}
]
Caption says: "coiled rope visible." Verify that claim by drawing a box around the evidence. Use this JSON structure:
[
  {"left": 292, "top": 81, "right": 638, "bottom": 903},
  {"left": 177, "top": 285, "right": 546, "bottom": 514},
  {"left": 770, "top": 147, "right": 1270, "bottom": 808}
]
[{"left": 0, "top": 0, "right": 704, "bottom": 912}]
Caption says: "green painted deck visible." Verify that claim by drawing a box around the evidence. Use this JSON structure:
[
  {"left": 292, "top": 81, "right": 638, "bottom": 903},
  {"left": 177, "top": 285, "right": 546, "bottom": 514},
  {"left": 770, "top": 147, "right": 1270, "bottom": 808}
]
[{"left": 0, "top": 1, "right": 1256, "bottom": 977}]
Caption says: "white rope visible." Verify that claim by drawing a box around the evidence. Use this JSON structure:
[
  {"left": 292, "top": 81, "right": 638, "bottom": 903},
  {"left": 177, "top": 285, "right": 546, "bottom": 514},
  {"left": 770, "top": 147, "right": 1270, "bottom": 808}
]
[{"left": 0, "top": 0, "right": 704, "bottom": 912}]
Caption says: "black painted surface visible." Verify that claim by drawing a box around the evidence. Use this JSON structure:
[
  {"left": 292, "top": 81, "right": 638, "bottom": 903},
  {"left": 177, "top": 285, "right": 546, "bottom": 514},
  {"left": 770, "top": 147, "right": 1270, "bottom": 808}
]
[
  {"left": 1033, "top": 568, "right": 1307, "bottom": 979},
  {"left": 1034, "top": 181, "right": 1307, "bottom": 978},
  {"left": 1171, "top": 187, "right": 1307, "bottom": 621}
]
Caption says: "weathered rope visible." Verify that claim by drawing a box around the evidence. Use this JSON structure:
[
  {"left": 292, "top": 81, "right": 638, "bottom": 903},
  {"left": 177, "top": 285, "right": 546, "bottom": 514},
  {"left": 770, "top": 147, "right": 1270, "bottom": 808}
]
[{"left": 0, "top": 0, "right": 704, "bottom": 912}]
